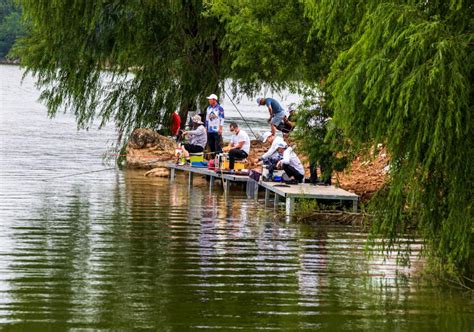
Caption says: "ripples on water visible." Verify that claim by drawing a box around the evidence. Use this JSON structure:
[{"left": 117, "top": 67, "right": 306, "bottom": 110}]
[{"left": 0, "top": 65, "right": 472, "bottom": 330}]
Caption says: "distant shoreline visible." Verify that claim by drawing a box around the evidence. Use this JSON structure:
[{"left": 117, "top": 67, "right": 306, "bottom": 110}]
[{"left": 0, "top": 58, "right": 20, "bottom": 65}]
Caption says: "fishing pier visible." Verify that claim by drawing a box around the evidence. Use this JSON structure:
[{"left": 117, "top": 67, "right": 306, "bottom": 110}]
[{"left": 168, "top": 164, "right": 359, "bottom": 216}]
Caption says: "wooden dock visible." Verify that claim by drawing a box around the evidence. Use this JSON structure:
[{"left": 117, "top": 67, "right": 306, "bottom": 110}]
[
  {"left": 259, "top": 181, "right": 358, "bottom": 215},
  {"left": 167, "top": 163, "right": 358, "bottom": 216},
  {"left": 168, "top": 163, "right": 250, "bottom": 191}
]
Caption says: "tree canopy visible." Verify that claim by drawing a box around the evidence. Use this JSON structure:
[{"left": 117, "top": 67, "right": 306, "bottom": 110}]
[{"left": 16, "top": 0, "right": 228, "bottom": 137}]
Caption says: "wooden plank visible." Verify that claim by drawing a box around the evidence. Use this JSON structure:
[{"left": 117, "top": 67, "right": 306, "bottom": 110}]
[
  {"left": 259, "top": 182, "right": 358, "bottom": 200},
  {"left": 167, "top": 163, "right": 250, "bottom": 183}
]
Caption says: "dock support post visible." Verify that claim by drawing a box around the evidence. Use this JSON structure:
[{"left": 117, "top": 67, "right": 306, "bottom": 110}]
[
  {"left": 169, "top": 168, "right": 175, "bottom": 182},
  {"left": 352, "top": 199, "right": 358, "bottom": 212},
  {"left": 285, "top": 197, "right": 295, "bottom": 217},
  {"left": 265, "top": 189, "right": 270, "bottom": 206},
  {"left": 188, "top": 172, "right": 193, "bottom": 187},
  {"left": 254, "top": 183, "right": 259, "bottom": 201},
  {"left": 209, "top": 176, "right": 214, "bottom": 191},
  {"left": 225, "top": 179, "right": 230, "bottom": 192},
  {"left": 274, "top": 193, "right": 279, "bottom": 209}
]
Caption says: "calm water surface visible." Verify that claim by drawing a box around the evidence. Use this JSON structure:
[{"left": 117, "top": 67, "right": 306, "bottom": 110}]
[{"left": 0, "top": 65, "right": 472, "bottom": 330}]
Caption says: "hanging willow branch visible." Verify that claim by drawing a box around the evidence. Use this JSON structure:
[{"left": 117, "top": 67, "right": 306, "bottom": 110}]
[{"left": 311, "top": 1, "right": 473, "bottom": 274}]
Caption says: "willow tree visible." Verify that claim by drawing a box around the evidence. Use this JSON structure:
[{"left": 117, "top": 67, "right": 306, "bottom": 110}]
[
  {"left": 305, "top": 0, "right": 473, "bottom": 274},
  {"left": 209, "top": 0, "right": 325, "bottom": 93},
  {"left": 15, "top": 0, "right": 227, "bottom": 140}
]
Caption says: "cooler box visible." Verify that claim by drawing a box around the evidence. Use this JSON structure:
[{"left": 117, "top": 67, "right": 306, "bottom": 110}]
[
  {"left": 222, "top": 160, "right": 246, "bottom": 170},
  {"left": 189, "top": 153, "right": 204, "bottom": 163}
]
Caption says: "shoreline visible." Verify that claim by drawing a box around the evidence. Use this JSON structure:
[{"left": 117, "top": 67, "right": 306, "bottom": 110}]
[{"left": 0, "top": 59, "right": 20, "bottom": 65}]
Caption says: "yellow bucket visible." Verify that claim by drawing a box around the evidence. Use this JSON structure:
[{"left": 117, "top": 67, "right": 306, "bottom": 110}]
[{"left": 189, "top": 153, "right": 204, "bottom": 163}]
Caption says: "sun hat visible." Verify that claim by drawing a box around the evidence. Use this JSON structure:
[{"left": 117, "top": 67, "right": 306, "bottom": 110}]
[
  {"left": 206, "top": 93, "right": 218, "bottom": 100},
  {"left": 259, "top": 131, "right": 272, "bottom": 143},
  {"left": 191, "top": 114, "right": 203, "bottom": 124}
]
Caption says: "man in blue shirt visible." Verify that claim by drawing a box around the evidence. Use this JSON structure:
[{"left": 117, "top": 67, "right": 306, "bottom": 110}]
[
  {"left": 205, "top": 93, "right": 225, "bottom": 156},
  {"left": 257, "top": 97, "right": 285, "bottom": 135}
]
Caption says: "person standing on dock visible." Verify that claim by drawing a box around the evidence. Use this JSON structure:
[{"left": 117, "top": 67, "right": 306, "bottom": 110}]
[
  {"left": 223, "top": 122, "right": 250, "bottom": 170},
  {"left": 205, "top": 93, "right": 225, "bottom": 156},
  {"left": 181, "top": 115, "right": 207, "bottom": 159},
  {"left": 276, "top": 142, "right": 305, "bottom": 184},
  {"left": 257, "top": 97, "right": 285, "bottom": 136}
]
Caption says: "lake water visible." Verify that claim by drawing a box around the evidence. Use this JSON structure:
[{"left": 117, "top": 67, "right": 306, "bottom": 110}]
[{"left": 0, "top": 65, "right": 472, "bottom": 330}]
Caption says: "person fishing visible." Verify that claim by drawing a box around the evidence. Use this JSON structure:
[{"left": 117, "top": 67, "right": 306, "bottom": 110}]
[
  {"left": 257, "top": 97, "right": 286, "bottom": 135},
  {"left": 222, "top": 122, "right": 250, "bottom": 171},
  {"left": 205, "top": 93, "right": 225, "bottom": 156},
  {"left": 181, "top": 114, "right": 207, "bottom": 160},
  {"left": 276, "top": 142, "right": 305, "bottom": 184},
  {"left": 258, "top": 131, "right": 286, "bottom": 181}
]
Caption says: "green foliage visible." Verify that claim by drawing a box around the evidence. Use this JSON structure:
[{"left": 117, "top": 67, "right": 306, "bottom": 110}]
[
  {"left": 292, "top": 92, "right": 349, "bottom": 183},
  {"left": 0, "top": 1, "right": 26, "bottom": 59},
  {"left": 15, "top": 0, "right": 228, "bottom": 139},
  {"left": 209, "top": 0, "right": 325, "bottom": 93},
  {"left": 311, "top": 1, "right": 473, "bottom": 274}
]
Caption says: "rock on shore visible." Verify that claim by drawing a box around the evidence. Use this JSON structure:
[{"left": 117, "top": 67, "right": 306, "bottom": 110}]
[{"left": 126, "top": 128, "right": 177, "bottom": 176}]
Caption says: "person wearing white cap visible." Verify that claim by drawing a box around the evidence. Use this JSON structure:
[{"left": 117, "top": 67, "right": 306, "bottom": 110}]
[
  {"left": 256, "top": 97, "right": 285, "bottom": 136},
  {"left": 259, "top": 131, "right": 286, "bottom": 160},
  {"left": 205, "top": 93, "right": 225, "bottom": 156},
  {"left": 276, "top": 143, "right": 305, "bottom": 183},
  {"left": 181, "top": 114, "right": 207, "bottom": 159},
  {"left": 257, "top": 131, "right": 286, "bottom": 180}
]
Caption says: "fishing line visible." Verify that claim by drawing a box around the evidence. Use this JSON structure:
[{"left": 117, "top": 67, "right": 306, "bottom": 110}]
[
  {"left": 42, "top": 167, "right": 117, "bottom": 181},
  {"left": 223, "top": 89, "right": 258, "bottom": 139},
  {"left": 43, "top": 158, "right": 162, "bottom": 181}
]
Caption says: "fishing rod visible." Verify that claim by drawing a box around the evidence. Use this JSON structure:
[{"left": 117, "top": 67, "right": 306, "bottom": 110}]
[
  {"left": 42, "top": 167, "right": 117, "bottom": 181},
  {"left": 223, "top": 89, "right": 258, "bottom": 139},
  {"left": 43, "top": 158, "right": 163, "bottom": 181}
]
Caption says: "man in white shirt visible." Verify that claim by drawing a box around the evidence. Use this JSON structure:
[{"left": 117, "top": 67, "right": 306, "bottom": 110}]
[
  {"left": 258, "top": 131, "right": 286, "bottom": 180},
  {"left": 223, "top": 122, "right": 250, "bottom": 170},
  {"left": 276, "top": 142, "right": 305, "bottom": 183},
  {"left": 259, "top": 131, "right": 286, "bottom": 160}
]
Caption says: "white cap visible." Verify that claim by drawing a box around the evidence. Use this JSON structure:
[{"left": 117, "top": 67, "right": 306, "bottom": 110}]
[
  {"left": 206, "top": 93, "right": 218, "bottom": 100},
  {"left": 276, "top": 142, "right": 288, "bottom": 149},
  {"left": 259, "top": 131, "right": 272, "bottom": 143}
]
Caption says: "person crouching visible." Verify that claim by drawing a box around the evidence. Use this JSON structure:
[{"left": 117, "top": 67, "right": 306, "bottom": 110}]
[
  {"left": 223, "top": 122, "right": 250, "bottom": 170},
  {"left": 276, "top": 142, "right": 305, "bottom": 183},
  {"left": 181, "top": 115, "right": 207, "bottom": 159}
]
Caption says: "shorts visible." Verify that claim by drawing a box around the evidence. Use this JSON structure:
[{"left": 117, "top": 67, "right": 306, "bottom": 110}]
[{"left": 271, "top": 112, "right": 285, "bottom": 126}]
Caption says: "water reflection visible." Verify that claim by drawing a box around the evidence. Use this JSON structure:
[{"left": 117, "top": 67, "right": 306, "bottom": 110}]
[{"left": 1, "top": 169, "right": 472, "bottom": 330}]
